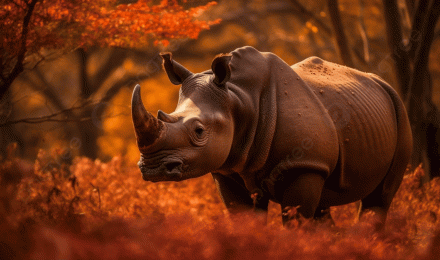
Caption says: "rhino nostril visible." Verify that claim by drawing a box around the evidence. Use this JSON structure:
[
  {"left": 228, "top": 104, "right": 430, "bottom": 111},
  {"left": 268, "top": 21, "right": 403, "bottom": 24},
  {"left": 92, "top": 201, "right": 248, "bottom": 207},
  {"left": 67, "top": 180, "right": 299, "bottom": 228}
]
[{"left": 164, "top": 161, "right": 182, "bottom": 172}]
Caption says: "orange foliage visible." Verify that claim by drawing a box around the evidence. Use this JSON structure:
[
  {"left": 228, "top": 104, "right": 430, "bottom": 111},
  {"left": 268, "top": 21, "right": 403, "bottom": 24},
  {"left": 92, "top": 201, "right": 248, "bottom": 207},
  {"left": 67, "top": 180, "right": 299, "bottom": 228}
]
[
  {"left": 1, "top": 149, "right": 440, "bottom": 259},
  {"left": 1, "top": 0, "right": 219, "bottom": 66}
]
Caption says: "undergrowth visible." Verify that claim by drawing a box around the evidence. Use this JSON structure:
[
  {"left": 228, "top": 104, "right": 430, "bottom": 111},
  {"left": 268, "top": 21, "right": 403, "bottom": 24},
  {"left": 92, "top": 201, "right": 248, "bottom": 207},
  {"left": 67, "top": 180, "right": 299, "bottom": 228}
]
[{"left": 1, "top": 146, "right": 440, "bottom": 259}]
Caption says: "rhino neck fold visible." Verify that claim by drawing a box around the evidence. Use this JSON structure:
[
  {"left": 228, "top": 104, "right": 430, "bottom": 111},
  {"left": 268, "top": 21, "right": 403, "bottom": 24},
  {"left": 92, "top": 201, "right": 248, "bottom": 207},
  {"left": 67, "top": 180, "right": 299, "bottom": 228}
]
[
  {"left": 243, "top": 78, "right": 277, "bottom": 172},
  {"left": 217, "top": 49, "right": 281, "bottom": 193},
  {"left": 220, "top": 67, "right": 277, "bottom": 182}
]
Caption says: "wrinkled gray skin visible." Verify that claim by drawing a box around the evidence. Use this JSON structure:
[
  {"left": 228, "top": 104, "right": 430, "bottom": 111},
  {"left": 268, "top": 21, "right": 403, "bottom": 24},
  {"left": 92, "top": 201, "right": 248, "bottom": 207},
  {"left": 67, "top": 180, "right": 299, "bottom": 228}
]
[{"left": 132, "top": 46, "right": 412, "bottom": 226}]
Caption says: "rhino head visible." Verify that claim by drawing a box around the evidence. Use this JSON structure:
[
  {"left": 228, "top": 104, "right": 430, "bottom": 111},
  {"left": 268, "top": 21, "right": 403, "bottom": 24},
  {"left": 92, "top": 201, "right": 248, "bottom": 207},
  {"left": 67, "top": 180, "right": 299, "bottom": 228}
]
[{"left": 132, "top": 53, "right": 234, "bottom": 182}]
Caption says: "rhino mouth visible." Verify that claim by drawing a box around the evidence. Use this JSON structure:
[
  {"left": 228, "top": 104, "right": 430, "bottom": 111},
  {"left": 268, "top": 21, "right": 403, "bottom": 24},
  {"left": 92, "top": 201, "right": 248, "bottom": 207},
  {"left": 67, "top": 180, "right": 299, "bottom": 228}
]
[{"left": 138, "top": 159, "right": 185, "bottom": 182}]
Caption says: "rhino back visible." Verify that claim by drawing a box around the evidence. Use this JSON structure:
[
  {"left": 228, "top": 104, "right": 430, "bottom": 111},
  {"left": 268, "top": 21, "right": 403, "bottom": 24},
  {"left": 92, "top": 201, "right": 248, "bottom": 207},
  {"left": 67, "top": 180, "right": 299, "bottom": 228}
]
[{"left": 287, "top": 57, "right": 398, "bottom": 205}]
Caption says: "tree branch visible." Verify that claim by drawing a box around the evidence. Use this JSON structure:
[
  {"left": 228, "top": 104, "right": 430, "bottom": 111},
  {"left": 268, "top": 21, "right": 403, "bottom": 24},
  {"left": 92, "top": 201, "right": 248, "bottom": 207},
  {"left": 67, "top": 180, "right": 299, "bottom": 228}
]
[
  {"left": 327, "top": 0, "right": 354, "bottom": 67},
  {"left": 88, "top": 48, "right": 128, "bottom": 90},
  {"left": 23, "top": 70, "right": 72, "bottom": 116},
  {"left": 0, "top": 104, "right": 95, "bottom": 127},
  {"left": 357, "top": 0, "right": 370, "bottom": 64},
  {"left": 405, "top": 0, "right": 415, "bottom": 18},
  {"left": 288, "top": 0, "right": 332, "bottom": 35},
  {"left": 217, "top": 1, "right": 332, "bottom": 36},
  {"left": 1, "top": 0, "right": 39, "bottom": 100}
]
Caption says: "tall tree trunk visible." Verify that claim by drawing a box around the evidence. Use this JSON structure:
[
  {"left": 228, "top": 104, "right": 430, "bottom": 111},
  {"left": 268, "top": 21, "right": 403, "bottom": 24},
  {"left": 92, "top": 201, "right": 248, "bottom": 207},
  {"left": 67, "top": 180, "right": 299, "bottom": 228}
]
[
  {"left": 382, "top": 0, "right": 412, "bottom": 98},
  {"left": 0, "top": 91, "right": 24, "bottom": 159},
  {"left": 327, "top": 0, "right": 355, "bottom": 67},
  {"left": 383, "top": 0, "right": 440, "bottom": 180},
  {"left": 407, "top": 0, "right": 440, "bottom": 179},
  {"left": 76, "top": 48, "right": 100, "bottom": 159}
]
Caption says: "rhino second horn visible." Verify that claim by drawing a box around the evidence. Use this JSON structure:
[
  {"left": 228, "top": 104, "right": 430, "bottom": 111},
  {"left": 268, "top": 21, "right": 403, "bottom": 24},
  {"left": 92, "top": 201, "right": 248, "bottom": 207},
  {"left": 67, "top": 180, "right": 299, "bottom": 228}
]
[{"left": 131, "top": 84, "right": 164, "bottom": 148}]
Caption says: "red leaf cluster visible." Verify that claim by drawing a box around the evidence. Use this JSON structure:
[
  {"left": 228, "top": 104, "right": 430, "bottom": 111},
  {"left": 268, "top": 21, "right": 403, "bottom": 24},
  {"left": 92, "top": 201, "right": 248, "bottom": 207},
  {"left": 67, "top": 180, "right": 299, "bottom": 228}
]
[
  {"left": 1, "top": 0, "right": 219, "bottom": 69},
  {"left": 1, "top": 150, "right": 440, "bottom": 259}
]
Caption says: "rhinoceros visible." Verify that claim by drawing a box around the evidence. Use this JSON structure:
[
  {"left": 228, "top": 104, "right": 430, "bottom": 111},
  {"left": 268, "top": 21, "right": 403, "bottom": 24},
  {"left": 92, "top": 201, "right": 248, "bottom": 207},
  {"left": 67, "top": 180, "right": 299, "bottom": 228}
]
[{"left": 131, "top": 46, "right": 412, "bottom": 226}]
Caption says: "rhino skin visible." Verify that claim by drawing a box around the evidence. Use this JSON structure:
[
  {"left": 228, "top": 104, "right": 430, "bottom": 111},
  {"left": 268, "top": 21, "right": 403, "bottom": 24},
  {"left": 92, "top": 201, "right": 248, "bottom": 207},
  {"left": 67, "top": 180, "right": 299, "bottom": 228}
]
[{"left": 131, "top": 46, "right": 412, "bottom": 226}]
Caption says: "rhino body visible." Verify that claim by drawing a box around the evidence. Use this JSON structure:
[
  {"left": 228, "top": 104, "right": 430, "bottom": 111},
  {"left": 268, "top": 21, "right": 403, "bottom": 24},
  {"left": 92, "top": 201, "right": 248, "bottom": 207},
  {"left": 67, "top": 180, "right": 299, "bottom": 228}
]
[{"left": 132, "top": 46, "right": 412, "bottom": 225}]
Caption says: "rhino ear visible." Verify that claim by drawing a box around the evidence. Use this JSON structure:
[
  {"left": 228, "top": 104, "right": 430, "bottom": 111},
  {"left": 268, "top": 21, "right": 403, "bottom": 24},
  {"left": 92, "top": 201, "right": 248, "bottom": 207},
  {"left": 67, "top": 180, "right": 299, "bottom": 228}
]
[
  {"left": 211, "top": 54, "right": 232, "bottom": 86},
  {"left": 160, "top": 52, "right": 193, "bottom": 85}
]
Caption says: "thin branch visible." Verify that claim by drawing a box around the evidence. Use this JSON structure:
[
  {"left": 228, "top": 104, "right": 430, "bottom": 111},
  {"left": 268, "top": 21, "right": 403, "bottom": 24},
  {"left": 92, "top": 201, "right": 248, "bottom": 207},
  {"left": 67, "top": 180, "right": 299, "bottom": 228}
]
[
  {"left": 327, "top": 0, "right": 354, "bottom": 67},
  {"left": 21, "top": 70, "right": 72, "bottom": 116},
  {"left": 217, "top": 1, "right": 332, "bottom": 36},
  {"left": 358, "top": 0, "right": 370, "bottom": 63},
  {"left": 11, "top": 0, "right": 24, "bottom": 9},
  {"left": 99, "top": 73, "right": 153, "bottom": 105},
  {"left": 357, "top": 23, "right": 369, "bottom": 63},
  {"left": 0, "top": 104, "right": 96, "bottom": 127},
  {"left": 29, "top": 56, "right": 47, "bottom": 71},
  {"left": 405, "top": 0, "right": 415, "bottom": 18},
  {"left": 87, "top": 49, "right": 127, "bottom": 91},
  {"left": 288, "top": 0, "right": 332, "bottom": 35}
]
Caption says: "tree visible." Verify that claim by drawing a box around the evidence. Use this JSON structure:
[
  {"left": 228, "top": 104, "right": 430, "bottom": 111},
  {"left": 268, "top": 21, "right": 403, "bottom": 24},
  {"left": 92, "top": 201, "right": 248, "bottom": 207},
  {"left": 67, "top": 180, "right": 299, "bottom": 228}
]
[
  {"left": 381, "top": 0, "right": 440, "bottom": 180},
  {"left": 0, "top": 0, "right": 219, "bottom": 158},
  {"left": 0, "top": 0, "right": 219, "bottom": 100}
]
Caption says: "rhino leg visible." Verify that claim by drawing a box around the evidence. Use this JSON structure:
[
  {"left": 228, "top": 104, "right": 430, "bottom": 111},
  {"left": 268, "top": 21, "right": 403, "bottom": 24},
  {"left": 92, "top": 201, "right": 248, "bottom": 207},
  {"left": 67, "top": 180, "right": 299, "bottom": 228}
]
[
  {"left": 360, "top": 160, "right": 406, "bottom": 230},
  {"left": 313, "top": 207, "right": 334, "bottom": 225},
  {"left": 280, "top": 172, "right": 325, "bottom": 226},
  {"left": 211, "top": 172, "right": 269, "bottom": 222}
]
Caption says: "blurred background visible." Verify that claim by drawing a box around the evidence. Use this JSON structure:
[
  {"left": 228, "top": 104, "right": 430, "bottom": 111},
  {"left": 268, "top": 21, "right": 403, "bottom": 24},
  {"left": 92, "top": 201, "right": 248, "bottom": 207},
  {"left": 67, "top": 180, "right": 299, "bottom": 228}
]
[
  {"left": 2, "top": 1, "right": 440, "bottom": 258},
  {"left": 1, "top": 0, "right": 440, "bottom": 178}
]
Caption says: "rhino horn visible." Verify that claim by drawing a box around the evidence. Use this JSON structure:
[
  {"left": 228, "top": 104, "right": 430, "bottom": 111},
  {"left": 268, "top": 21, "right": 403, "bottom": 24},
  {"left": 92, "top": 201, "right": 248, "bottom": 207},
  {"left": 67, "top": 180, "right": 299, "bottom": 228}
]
[
  {"left": 131, "top": 84, "right": 164, "bottom": 148},
  {"left": 160, "top": 52, "right": 193, "bottom": 85}
]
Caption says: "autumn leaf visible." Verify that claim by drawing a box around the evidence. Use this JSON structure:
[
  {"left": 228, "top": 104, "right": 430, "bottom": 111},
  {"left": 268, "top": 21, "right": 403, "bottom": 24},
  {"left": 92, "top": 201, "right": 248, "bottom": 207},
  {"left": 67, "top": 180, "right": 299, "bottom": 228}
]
[{"left": 0, "top": 0, "right": 219, "bottom": 99}]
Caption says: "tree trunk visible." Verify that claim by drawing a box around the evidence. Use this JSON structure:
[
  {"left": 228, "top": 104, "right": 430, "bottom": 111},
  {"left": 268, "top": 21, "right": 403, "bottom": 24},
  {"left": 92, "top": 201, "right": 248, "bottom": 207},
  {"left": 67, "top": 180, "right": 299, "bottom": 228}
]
[
  {"left": 382, "top": 0, "right": 412, "bottom": 98},
  {"left": 327, "top": 0, "right": 355, "bottom": 67},
  {"left": 0, "top": 91, "right": 24, "bottom": 159},
  {"left": 382, "top": 0, "right": 440, "bottom": 180},
  {"left": 76, "top": 48, "right": 100, "bottom": 158}
]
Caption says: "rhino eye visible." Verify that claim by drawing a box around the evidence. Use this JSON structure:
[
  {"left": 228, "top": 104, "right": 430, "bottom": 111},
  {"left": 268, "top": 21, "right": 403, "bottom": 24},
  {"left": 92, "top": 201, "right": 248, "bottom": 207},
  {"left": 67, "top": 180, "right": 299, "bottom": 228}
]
[
  {"left": 195, "top": 126, "right": 205, "bottom": 137},
  {"left": 189, "top": 121, "right": 207, "bottom": 146}
]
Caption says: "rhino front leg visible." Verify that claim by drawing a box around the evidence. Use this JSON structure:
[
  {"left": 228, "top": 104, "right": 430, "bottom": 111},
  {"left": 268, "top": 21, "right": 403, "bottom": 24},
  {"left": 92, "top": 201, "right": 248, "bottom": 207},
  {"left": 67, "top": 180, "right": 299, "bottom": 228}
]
[
  {"left": 212, "top": 172, "right": 269, "bottom": 223},
  {"left": 280, "top": 172, "right": 325, "bottom": 226},
  {"left": 314, "top": 207, "right": 335, "bottom": 225}
]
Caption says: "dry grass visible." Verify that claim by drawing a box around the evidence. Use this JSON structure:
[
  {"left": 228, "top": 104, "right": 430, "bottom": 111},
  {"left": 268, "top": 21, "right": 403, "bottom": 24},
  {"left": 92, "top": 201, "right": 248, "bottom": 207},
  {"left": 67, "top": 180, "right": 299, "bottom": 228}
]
[{"left": 1, "top": 148, "right": 440, "bottom": 259}]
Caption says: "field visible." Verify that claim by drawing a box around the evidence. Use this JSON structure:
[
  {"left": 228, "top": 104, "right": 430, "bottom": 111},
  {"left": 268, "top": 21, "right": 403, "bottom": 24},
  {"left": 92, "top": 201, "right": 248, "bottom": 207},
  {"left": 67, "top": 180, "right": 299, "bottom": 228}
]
[{"left": 1, "top": 148, "right": 440, "bottom": 259}]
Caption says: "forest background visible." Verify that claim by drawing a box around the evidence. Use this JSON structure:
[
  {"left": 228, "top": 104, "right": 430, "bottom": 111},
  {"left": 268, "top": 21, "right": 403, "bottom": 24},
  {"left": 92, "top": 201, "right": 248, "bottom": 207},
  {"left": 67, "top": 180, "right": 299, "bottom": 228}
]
[
  {"left": 2, "top": 0, "right": 440, "bottom": 178},
  {"left": 1, "top": 0, "right": 440, "bottom": 259}
]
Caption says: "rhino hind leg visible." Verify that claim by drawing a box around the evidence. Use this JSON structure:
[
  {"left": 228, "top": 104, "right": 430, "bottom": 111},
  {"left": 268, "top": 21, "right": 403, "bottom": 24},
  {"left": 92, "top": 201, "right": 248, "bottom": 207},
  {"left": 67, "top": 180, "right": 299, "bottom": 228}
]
[
  {"left": 359, "top": 162, "right": 406, "bottom": 230},
  {"left": 359, "top": 188, "right": 391, "bottom": 230},
  {"left": 359, "top": 75, "right": 412, "bottom": 230},
  {"left": 280, "top": 172, "right": 326, "bottom": 226}
]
